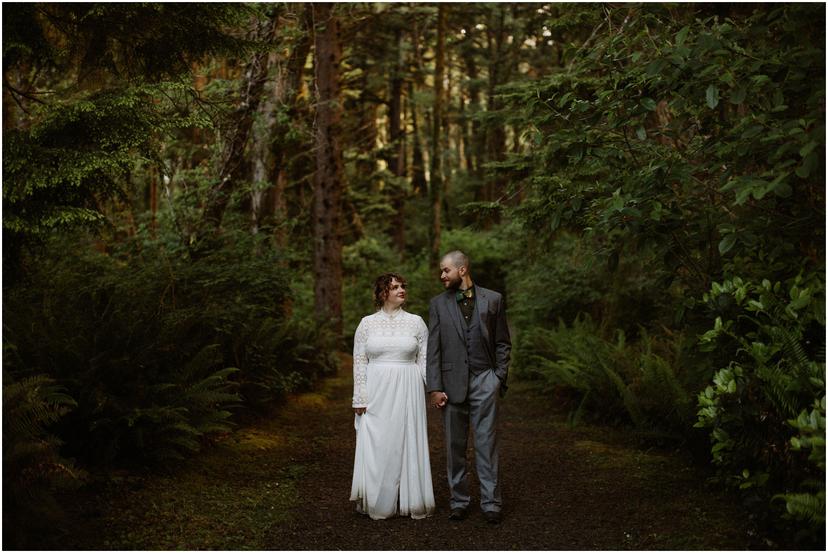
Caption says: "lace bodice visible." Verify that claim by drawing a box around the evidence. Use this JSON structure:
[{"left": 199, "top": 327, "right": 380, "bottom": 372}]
[{"left": 352, "top": 308, "right": 428, "bottom": 408}]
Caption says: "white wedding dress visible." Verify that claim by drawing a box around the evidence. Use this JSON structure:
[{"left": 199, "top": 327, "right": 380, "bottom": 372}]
[{"left": 350, "top": 308, "right": 436, "bottom": 519}]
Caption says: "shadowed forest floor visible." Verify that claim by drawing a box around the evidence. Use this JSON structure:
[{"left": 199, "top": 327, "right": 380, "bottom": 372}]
[{"left": 33, "top": 358, "right": 763, "bottom": 550}]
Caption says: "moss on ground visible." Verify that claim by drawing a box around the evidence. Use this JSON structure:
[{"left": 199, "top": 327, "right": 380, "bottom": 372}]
[{"left": 31, "top": 370, "right": 761, "bottom": 550}]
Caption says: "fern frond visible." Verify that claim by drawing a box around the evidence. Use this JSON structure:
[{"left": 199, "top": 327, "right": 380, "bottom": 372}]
[
  {"left": 3, "top": 376, "right": 76, "bottom": 440},
  {"left": 774, "top": 491, "right": 826, "bottom": 524}
]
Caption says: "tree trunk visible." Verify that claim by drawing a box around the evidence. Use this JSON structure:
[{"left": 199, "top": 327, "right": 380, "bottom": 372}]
[
  {"left": 356, "top": 73, "right": 378, "bottom": 195},
  {"left": 268, "top": 14, "right": 312, "bottom": 243},
  {"left": 388, "top": 27, "right": 406, "bottom": 254},
  {"left": 199, "top": 14, "right": 278, "bottom": 247},
  {"left": 462, "top": 50, "right": 485, "bottom": 189},
  {"left": 429, "top": 4, "right": 446, "bottom": 266},
  {"left": 458, "top": 86, "right": 468, "bottom": 173},
  {"left": 483, "top": 6, "right": 508, "bottom": 225},
  {"left": 410, "top": 81, "right": 427, "bottom": 198},
  {"left": 484, "top": 11, "right": 500, "bottom": 204},
  {"left": 409, "top": 20, "right": 427, "bottom": 198},
  {"left": 311, "top": 2, "right": 345, "bottom": 337},
  {"left": 150, "top": 167, "right": 158, "bottom": 238},
  {"left": 443, "top": 52, "right": 452, "bottom": 192},
  {"left": 250, "top": 49, "right": 280, "bottom": 234}
]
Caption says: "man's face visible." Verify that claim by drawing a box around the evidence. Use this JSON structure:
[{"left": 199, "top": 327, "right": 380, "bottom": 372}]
[{"left": 439, "top": 258, "right": 463, "bottom": 289}]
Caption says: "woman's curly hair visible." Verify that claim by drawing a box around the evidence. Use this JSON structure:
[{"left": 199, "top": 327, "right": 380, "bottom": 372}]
[{"left": 374, "top": 272, "right": 407, "bottom": 308}]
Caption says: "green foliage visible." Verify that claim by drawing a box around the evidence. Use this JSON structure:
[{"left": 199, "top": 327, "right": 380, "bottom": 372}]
[
  {"left": 788, "top": 397, "right": 826, "bottom": 474},
  {"left": 2, "top": 3, "right": 252, "bottom": 266},
  {"left": 505, "top": 4, "right": 823, "bottom": 295},
  {"left": 4, "top": 227, "right": 336, "bottom": 468},
  {"left": 2, "top": 375, "right": 87, "bottom": 549},
  {"left": 439, "top": 227, "right": 512, "bottom": 290},
  {"left": 4, "top": 83, "right": 210, "bottom": 242},
  {"left": 514, "top": 315, "right": 696, "bottom": 435},
  {"left": 505, "top": 230, "right": 676, "bottom": 335},
  {"left": 235, "top": 316, "right": 339, "bottom": 408},
  {"left": 3, "top": 4, "right": 251, "bottom": 80},
  {"left": 772, "top": 395, "right": 825, "bottom": 537},
  {"left": 501, "top": 5, "right": 824, "bottom": 540},
  {"left": 695, "top": 275, "right": 825, "bottom": 541},
  {"left": 339, "top": 228, "right": 512, "bottom": 346}
]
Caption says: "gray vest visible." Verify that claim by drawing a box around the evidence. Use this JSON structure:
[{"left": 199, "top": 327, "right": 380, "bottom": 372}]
[{"left": 460, "top": 306, "right": 491, "bottom": 373}]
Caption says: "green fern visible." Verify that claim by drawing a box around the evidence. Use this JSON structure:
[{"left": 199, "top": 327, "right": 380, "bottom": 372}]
[
  {"left": 3, "top": 375, "right": 87, "bottom": 545},
  {"left": 773, "top": 490, "right": 825, "bottom": 524},
  {"left": 514, "top": 315, "right": 688, "bottom": 429},
  {"left": 4, "top": 376, "right": 77, "bottom": 440}
]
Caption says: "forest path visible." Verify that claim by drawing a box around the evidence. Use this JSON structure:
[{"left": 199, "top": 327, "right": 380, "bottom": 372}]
[{"left": 44, "top": 358, "right": 756, "bottom": 550}]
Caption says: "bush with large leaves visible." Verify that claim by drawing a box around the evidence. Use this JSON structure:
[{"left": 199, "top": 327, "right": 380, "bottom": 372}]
[{"left": 501, "top": 4, "right": 824, "bottom": 543}]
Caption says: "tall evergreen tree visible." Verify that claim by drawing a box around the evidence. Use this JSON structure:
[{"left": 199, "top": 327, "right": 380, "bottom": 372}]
[
  {"left": 429, "top": 4, "right": 446, "bottom": 266},
  {"left": 311, "top": 2, "right": 345, "bottom": 337}
]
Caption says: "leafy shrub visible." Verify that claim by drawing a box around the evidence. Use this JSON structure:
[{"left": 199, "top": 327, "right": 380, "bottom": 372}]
[
  {"left": 2, "top": 375, "right": 87, "bottom": 549},
  {"left": 695, "top": 275, "right": 825, "bottom": 544},
  {"left": 501, "top": 4, "right": 824, "bottom": 543},
  {"left": 774, "top": 396, "right": 825, "bottom": 531},
  {"left": 3, "top": 228, "right": 336, "bottom": 468},
  {"left": 514, "top": 314, "right": 698, "bottom": 436},
  {"left": 234, "top": 315, "right": 339, "bottom": 409},
  {"left": 505, "top": 231, "right": 674, "bottom": 337}
]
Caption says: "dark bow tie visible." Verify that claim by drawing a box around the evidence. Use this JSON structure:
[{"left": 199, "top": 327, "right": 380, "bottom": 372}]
[{"left": 455, "top": 288, "right": 474, "bottom": 302}]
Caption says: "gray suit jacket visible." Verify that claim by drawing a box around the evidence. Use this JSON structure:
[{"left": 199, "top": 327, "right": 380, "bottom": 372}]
[{"left": 426, "top": 286, "right": 511, "bottom": 403}]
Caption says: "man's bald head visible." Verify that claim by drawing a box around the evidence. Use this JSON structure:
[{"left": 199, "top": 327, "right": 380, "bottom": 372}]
[{"left": 442, "top": 250, "right": 470, "bottom": 271}]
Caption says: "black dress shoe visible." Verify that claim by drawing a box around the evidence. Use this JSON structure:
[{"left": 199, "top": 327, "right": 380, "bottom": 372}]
[
  {"left": 483, "top": 510, "right": 502, "bottom": 524},
  {"left": 448, "top": 507, "right": 467, "bottom": 520}
]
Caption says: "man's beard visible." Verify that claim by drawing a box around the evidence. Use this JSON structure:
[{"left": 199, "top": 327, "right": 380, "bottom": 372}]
[{"left": 445, "top": 275, "right": 462, "bottom": 288}]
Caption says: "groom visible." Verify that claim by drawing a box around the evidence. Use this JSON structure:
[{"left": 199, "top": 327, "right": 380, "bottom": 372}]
[{"left": 426, "top": 250, "right": 511, "bottom": 524}]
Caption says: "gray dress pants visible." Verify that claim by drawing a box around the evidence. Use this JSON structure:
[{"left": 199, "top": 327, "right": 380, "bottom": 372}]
[{"left": 443, "top": 368, "right": 501, "bottom": 512}]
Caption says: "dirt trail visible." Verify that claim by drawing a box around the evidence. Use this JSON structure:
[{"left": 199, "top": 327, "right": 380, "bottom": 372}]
[{"left": 37, "top": 366, "right": 757, "bottom": 550}]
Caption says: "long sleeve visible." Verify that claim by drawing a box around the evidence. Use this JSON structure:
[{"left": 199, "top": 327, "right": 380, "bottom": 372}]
[
  {"left": 415, "top": 316, "right": 428, "bottom": 384},
  {"left": 426, "top": 298, "right": 443, "bottom": 393},
  {"left": 352, "top": 318, "right": 369, "bottom": 408},
  {"left": 494, "top": 294, "right": 512, "bottom": 388}
]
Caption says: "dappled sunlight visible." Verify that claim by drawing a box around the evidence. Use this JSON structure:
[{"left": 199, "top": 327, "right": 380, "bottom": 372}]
[{"left": 232, "top": 428, "right": 288, "bottom": 452}]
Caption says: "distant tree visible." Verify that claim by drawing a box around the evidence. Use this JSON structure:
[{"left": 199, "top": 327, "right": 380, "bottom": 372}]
[
  {"left": 199, "top": 9, "right": 279, "bottom": 248},
  {"left": 429, "top": 4, "right": 446, "bottom": 266},
  {"left": 311, "top": 2, "right": 345, "bottom": 337},
  {"left": 2, "top": 3, "right": 252, "bottom": 271}
]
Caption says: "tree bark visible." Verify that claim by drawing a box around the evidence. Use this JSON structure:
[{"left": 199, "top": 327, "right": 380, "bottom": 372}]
[
  {"left": 268, "top": 13, "right": 312, "bottom": 243},
  {"left": 462, "top": 49, "right": 485, "bottom": 188},
  {"left": 250, "top": 49, "right": 280, "bottom": 234},
  {"left": 199, "top": 14, "right": 278, "bottom": 246},
  {"left": 388, "top": 27, "right": 406, "bottom": 254},
  {"left": 485, "top": 8, "right": 505, "bottom": 210},
  {"left": 150, "top": 167, "right": 158, "bottom": 238},
  {"left": 429, "top": 4, "right": 446, "bottom": 266},
  {"left": 443, "top": 52, "right": 452, "bottom": 193},
  {"left": 409, "top": 19, "right": 427, "bottom": 198},
  {"left": 410, "top": 81, "right": 427, "bottom": 198},
  {"left": 311, "top": 2, "right": 345, "bottom": 337}
]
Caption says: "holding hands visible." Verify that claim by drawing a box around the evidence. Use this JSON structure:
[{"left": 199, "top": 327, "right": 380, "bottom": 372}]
[{"left": 429, "top": 391, "right": 448, "bottom": 409}]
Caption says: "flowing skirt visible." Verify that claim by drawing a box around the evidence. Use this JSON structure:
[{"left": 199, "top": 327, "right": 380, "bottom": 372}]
[{"left": 350, "top": 361, "right": 435, "bottom": 519}]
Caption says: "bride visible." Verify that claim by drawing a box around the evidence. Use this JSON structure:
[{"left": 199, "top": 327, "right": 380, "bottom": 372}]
[{"left": 350, "top": 272, "right": 435, "bottom": 519}]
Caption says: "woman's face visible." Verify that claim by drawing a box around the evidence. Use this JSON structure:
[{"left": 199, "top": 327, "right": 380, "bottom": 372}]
[{"left": 384, "top": 278, "right": 406, "bottom": 308}]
